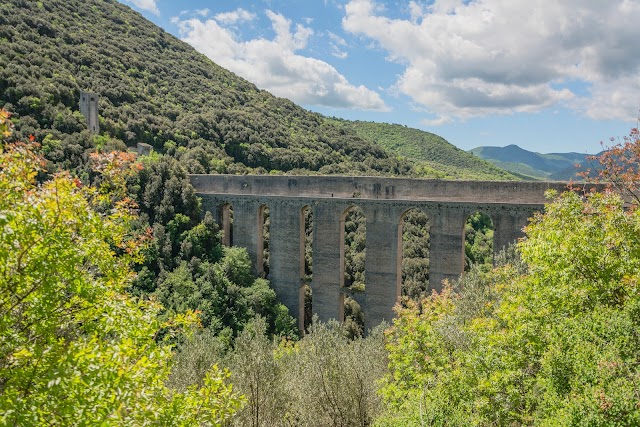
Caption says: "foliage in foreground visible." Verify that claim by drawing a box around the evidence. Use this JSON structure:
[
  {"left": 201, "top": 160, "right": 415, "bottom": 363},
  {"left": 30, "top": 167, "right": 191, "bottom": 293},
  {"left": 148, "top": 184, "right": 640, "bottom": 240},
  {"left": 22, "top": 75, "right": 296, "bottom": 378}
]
[
  {"left": 171, "top": 317, "right": 388, "bottom": 427},
  {"left": 0, "top": 142, "right": 243, "bottom": 425},
  {"left": 380, "top": 189, "right": 640, "bottom": 426}
]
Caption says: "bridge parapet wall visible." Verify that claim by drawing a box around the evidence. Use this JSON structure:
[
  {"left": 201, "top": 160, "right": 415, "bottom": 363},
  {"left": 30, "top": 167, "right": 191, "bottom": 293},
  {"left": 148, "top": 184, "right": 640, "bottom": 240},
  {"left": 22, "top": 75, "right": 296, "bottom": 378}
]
[{"left": 191, "top": 174, "right": 574, "bottom": 204}]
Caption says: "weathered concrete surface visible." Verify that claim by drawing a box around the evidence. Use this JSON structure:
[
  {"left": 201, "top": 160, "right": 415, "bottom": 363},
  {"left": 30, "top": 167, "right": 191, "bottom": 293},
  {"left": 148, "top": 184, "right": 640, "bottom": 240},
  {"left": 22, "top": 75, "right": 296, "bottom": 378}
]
[
  {"left": 190, "top": 174, "right": 572, "bottom": 203},
  {"left": 428, "top": 206, "right": 467, "bottom": 292},
  {"left": 268, "top": 201, "right": 303, "bottom": 320},
  {"left": 190, "top": 175, "right": 586, "bottom": 331},
  {"left": 229, "top": 199, "right": 262, "bottom": 275},
  {"left": 361, "top": 203, "right": 406, "bottom": 331},
  {"left": 312, "top": 202, "right": 347, "bottom": 322}
]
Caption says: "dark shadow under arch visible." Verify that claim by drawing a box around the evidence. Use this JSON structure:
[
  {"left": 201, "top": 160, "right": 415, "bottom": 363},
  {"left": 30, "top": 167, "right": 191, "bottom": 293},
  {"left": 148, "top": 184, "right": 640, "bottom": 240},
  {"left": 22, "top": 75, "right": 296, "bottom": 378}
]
[
  {"left": 258, "top": 204, "right": 270, "bottom": 278},
  {"left": 340, "top": 205, "right": 365, "bottom": 337},
  {"left": 301, "top": 205, "right": 313, "bottom": 282}
]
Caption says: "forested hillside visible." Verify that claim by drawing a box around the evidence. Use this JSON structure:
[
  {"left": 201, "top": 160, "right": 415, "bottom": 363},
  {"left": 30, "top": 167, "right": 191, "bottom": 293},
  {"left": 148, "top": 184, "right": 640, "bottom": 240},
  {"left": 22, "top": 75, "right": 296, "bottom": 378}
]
[
  {"left": 0, "top": 0, "right": 416, "bottom": 176},
  {"left": 332, "top": 119, "right": 517, "bottom": 180},
  {"left": 469, "top": 144, "right": 595, "bottom": 180}
]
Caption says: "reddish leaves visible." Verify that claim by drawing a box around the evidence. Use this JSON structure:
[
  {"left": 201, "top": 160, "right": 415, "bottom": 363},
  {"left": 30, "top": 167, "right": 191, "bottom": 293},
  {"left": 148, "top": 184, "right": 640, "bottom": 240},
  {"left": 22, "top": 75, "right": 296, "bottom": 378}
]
[{"left": 579, "top": 126, "right": 640, "bottom": 207}]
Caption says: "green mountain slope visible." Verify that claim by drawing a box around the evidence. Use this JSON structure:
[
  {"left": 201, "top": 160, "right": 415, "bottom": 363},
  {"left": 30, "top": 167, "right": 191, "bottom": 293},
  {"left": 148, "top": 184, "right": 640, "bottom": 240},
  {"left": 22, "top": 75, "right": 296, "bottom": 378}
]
[
  {"left": 0, "top": 0, "right": 415, "bottom": 176},
  {"left": 331, "top": 120, "right": 518, "bottom": 180},
  {"left": 469, "top": 145, "right": 595, "bottom": 180}
]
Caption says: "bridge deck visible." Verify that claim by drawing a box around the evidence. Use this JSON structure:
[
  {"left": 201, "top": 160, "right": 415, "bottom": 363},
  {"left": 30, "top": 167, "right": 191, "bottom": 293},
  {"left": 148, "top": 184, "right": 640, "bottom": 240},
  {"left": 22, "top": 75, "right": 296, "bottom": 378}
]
[{"left": 190, "top": 174, "right": 573, "bottom": 204}]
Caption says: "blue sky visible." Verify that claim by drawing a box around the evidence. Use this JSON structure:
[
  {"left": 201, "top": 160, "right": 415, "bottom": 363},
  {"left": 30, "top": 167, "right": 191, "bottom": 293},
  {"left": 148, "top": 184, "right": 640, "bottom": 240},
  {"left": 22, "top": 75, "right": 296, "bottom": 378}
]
[{"left": 119, "top": 0, "right": 640, "bottom": 154}]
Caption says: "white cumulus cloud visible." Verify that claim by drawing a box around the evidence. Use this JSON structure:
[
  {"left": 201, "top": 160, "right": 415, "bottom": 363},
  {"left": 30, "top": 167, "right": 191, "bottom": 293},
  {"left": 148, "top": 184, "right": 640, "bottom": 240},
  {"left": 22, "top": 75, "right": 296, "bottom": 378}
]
[
  {"left": 176, "top": 9, "right": 388, "bottom": 111},
  {"left": 213, "top": 8, "right": 256, "bottom": 25},
  {"left": 343, "top": 0, "right": 640, "bottom": 123},
  {"left": 122, "top": 0, "right": 159, "bottom": 15}
]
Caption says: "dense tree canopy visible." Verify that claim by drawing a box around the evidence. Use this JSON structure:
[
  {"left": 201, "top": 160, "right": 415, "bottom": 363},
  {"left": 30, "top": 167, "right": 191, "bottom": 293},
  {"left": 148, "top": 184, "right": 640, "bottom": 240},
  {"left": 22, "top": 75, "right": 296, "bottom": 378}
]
[
  {"left": 5, "top": 1, "right": 637, "bottom": 425},
  {"left": 170, "top": 317, "right": 388, "bottom": 427},
  {"left": 0, "top": 0, "right": 422, "bottom": 178},
  {"left": 0, "top": 141, "right": 242, "bottom": 425}
]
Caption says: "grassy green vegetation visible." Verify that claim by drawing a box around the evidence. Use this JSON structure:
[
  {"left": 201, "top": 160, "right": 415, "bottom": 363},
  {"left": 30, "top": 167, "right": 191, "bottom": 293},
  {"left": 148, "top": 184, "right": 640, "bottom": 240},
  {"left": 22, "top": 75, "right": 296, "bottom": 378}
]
[{"left": 331, "top": 119, "right": 518, "bottom": 180}]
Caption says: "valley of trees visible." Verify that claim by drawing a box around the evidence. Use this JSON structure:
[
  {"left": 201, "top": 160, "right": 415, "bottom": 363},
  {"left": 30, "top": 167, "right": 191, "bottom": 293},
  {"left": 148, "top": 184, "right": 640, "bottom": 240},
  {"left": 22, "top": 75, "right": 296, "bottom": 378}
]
[
  {"left": 2, "top": 0, "right": 640, "bottom": 424},
  {"left": 6, "top": 120, "right": 639, "bottom": 426}
]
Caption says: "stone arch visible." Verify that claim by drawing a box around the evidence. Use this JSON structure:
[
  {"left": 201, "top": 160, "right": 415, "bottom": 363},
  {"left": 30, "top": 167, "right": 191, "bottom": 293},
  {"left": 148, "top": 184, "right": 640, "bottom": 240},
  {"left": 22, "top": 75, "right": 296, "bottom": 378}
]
[
  {"left": 340, "top": 205, "right": 366, "bottom": 291},
  {"left": 220, "top": 203, "right": 233, "bottom": 247},
  {"left": 299, "top": 205, "right": 313, "bottom": 333},
  {"left": 300, "top": 205, "right": 313, "bottom": 281},
  {"left": 464, "top": 210, "right": 495, "bottom": 271},
  {"left": 396, "top": 207, "right": 431, "bottom": 301},
  {"left": 340, "top": 205, "right": 366, "bottom": 336},
  {"left": 257, "top": 203, "right": 270, "bottom": 278}
]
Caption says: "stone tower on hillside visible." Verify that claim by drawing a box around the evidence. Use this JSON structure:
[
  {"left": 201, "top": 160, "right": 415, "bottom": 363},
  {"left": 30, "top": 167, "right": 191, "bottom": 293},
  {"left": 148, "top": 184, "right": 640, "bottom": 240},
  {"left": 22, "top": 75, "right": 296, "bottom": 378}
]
[{"left": 79, "top": 91, "right": 99, "bottom": 133}]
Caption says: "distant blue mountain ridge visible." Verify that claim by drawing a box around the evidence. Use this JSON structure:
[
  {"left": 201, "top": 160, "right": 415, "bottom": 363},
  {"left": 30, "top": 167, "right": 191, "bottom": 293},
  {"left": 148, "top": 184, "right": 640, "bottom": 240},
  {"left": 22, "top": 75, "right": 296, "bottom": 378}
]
[{"left": 468, "top": 144, "right": 602, "bottom": 181}]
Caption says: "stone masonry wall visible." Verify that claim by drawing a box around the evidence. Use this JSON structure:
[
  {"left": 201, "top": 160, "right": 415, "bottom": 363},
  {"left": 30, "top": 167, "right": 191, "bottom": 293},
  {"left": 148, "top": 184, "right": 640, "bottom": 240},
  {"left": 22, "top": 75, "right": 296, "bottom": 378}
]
[{"left": 192, "top": 175, "right": 588, "bottom": 331}]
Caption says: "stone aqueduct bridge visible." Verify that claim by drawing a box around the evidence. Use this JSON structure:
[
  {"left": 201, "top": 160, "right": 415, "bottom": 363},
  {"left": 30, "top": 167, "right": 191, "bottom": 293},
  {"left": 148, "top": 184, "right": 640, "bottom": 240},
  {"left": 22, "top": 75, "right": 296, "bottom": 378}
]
[{"left": 190, "top": 175, "right": 571, "bottom": 331}]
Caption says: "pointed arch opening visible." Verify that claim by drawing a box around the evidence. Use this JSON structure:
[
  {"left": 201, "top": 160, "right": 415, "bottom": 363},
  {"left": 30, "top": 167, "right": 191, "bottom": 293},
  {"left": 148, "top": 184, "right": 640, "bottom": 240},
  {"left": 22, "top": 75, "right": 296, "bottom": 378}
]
[
  {"left": 258, "top": 204, "right": 270, "bottom": 278},
  {"left": 220, "top": 203, "right": 233, "bottom": 247},
  {"left": 464, "top": 211, "right": 494, "bottom": 272},
  {"left": 397, "top": 208, "right": 431, "bottom": 302},
  {"left": 299, "top": 206, "right": 313, "bottom": 333},
  {"left": 340, "top": 205, "right": 366, "bottom": 338}
]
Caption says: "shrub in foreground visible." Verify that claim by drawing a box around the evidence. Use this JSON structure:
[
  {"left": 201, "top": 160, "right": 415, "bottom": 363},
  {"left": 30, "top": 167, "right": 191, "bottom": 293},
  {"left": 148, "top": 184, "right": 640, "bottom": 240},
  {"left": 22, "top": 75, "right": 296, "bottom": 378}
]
[{"left": 0, "top": 140, "right": 243, "bottom": 425}]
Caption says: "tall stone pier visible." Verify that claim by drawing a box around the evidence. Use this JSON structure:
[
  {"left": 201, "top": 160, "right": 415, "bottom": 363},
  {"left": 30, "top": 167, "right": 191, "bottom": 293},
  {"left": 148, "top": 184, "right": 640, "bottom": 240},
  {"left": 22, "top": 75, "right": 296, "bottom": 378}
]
[{"left": 192, "top": 175, "right": 574, "bottom": 331}]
